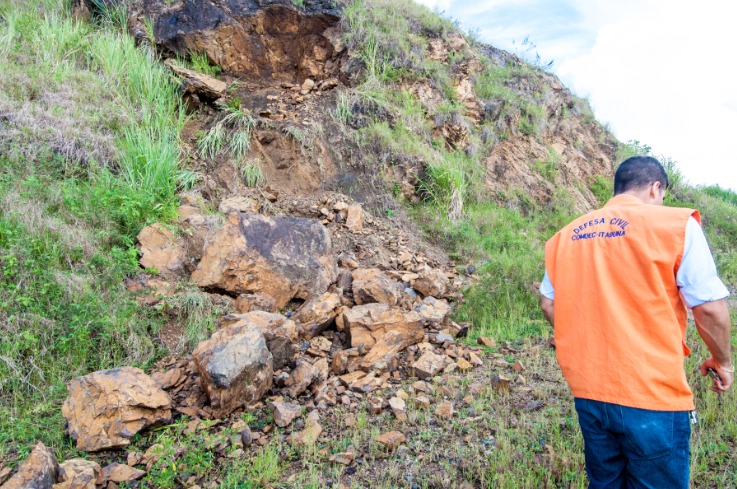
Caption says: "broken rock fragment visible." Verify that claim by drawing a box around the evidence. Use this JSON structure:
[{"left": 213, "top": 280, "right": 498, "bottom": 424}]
[
  {"left": 137, "top": 223, "right": 186, "bottom": 277},
  {"left": 352, "top": 268, "right": 402, "bottom": 306},
  {"left": 101, "top": 464, "right": 145, "bottom": 484},
  {"left": 292, "top": 292, "right": 341, "bottom": 339},
  {"left": 343, "top": 304, "right": 423, "bottom": 351},
  {"left": 414, "top": 296, "right": 451, "bottom": 324},
  {"left": 375, "top": 431, "right": 407, "bottom": 450},
  {"left": 53, "top": 459, "right": 103, "bottom": 489},
  {"left": 270, "top": 401, "right": 302, "bottom": 427},
  {"left": 285, "top": 360, "right": 319, "bottom": 397},
  {"left": 62, "top": 367, "right": 172, "bottom": 452},
  {"left": 193, "top": 322, "right": 273, "bottom": 417},
  {"left": 2, "top": 442, "right": 58, "bottom": 489},
  {"left": 411, "top": 268, "right": 450, "bottom": 298},
  {"left": 412, "top": 351, "right": 448, "bottom": 380},
  {"left": 221, "top": 311, "right": 299, "bottom": 370}
]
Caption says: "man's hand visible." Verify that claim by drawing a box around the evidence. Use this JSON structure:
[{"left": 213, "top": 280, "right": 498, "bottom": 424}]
[{"left": 700, "top": 358, "right": 734, "bottom": 392}]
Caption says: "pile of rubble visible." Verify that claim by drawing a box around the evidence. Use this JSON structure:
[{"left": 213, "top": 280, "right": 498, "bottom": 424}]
[{"left": 0, "top": 189, "right": 494, "bottom": 487}]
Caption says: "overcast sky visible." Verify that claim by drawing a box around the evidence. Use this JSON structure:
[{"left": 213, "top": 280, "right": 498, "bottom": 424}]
[{"left": 416, "top": 0, "right": 737, "bottom": 191}]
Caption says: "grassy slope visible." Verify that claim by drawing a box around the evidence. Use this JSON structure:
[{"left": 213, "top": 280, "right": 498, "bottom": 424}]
[
  {"left": 1, "top": 0, "right": 736, "bottom": 487},
  {"left": 0, "top": 0, "right": 193, "bottom": 462}
]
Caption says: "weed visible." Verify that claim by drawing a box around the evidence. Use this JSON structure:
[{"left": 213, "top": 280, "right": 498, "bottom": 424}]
[
  {"left": 198, "top": 105, "right": 256, "bottom": 161},
  {"left": 237, "top": 159, "right": 266, "bottom": 188},
  {"left": 531, "top": 146, "right": 560, "bottom": 182},
  {"left": 189, "top": 51, "right": 221, "bottom": 77}
]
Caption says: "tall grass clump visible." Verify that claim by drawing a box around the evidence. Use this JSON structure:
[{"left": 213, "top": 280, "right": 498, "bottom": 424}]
[{"left": 198, "top": 102, "right": 256, "bottom": 161}]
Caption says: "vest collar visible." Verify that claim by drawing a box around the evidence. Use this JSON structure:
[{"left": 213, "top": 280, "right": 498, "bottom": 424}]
[{"left": 604, "top": 194, "right": 644, "bottom": 208}]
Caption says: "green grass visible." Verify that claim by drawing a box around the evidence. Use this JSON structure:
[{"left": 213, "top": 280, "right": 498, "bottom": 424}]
[
  {"left": 198, "top": 103, "right": 256, "bottom": 161},
  {"left": 0, "top": 0, "right": 193, "bottom": 462}
]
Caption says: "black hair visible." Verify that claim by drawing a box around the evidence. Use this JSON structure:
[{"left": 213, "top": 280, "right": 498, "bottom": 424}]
[{"left": 614, "top": 156, "right": 669, "bottom": 195}]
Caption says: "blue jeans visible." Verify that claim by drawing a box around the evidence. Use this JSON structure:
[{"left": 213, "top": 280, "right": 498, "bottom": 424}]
[{"left": 574, "top": 398, "right": 691, "bottom": 489}]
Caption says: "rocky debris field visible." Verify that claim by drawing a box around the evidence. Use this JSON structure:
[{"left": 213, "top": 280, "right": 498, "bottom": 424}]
[
  {"left": 1, "top": 187, "right": 494, "bottom": 486},
  {"left": 2, "top": 338, "right": 569, "bottom": 489}
]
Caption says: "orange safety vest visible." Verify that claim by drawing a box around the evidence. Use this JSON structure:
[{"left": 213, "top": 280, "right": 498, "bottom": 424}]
[{"left": 545, "top": 194, "right": 699, "bottom": 411}]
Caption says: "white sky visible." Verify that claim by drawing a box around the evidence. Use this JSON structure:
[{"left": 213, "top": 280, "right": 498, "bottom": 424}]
[{"left": 416, "top": 0, "right": 737, "bottom": 190}]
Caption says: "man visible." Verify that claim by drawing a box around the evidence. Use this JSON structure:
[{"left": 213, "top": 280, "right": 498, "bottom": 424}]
[{"left": 540, "top": 156, "right": 733, "bottom": 488}]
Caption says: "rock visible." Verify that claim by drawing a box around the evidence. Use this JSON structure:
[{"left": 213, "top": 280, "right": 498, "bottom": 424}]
[
  {"left": 137, "top": 223, "right": 185, "bottom": 276},
  {"left": 301, "top": 78, "right": 315, "bottom": 93},
  {"left": 192, "top": 213, "right": 337, "bottom": 309},
  {"left": 270, "top": 401, "right": 302, "bottom": 427},
  {"left": 388, "top": 396, "right": 407, "bottom": 420},
  {"left": 331, "top": 349, "right": 359, "bottom": 375},
  {"left": 512, "top": 361, "right": 526, "bottom": 373},
  {"left": 62, "top": 367, "right": 172, "bottom": 452},
  {"left": 412, "top": 351, "right": 448, "bottom": 380},
  {"left": 192, "top": 322, "right": 273, "bottom": 417},
  {"left": 415, "top": 297, "right": 451, "bottom": 324},
  {"left": 374, "top": 431, "right": 406, "bottom": 450},
  {"left": 2, "top": 442, "right": 58, "bottom": 489},
  {"left": 415, "top": 395, "right": 431, "bottom": 408},
  {"left": 290, "top": 412, "right": 322, "bottom": 446},
  {"left": 240, "top": 427, "right": 253, "bottom": 446},
  {"left": 329, "top": 446, "right": 355, "bottom": 465},
  {"left": 165, "top": 59, "right": 227, "bottom": 100},
  {"left": 492, "top": 375, "right": 512, "bottom": 391},
  {"left": 412, "top": 380, "right": 435, "bottom": 394},
  {"left": 468, "top": 352, "right": 484, "bottom": 366},
  {"left": 343, "top": 304, "right": 422, "bottom": 350},
  {"left": 285, "top": 360, "right": 319, "bottom": 397},
  {"left": 359, "top": 327, "right": 423, "bottom": 372},
  {"left": 477, "top": 336, "right": 496, "bottom": 348},
  {"left": 292, "top": 292, "right": 341, "bottom": 339},
  {"left": 218, "top": 195, "right": 260, "bottom": 214},
  {"left": 348, "top": 372, "right": 381, "bottom": 393},
  {"left": 351, "top": 269, "right": 402, "bottom": 306},
  {"left": 338, "top": 253, "right": 359, "bottom": 270},
  {"left": 411, "top": 269, "right": 450, "bottom": 298},
  {"left": 436, "top": 401, "right": 454, "bottom": 419},
  {"left": 53, "top": 459, "right": 103, "bottom": 489},
  {"left": 148, "top": 1, "right": 342, "bottom": 82},
  {"left": 345, "top": 205, "right": 364, "bottom": 232},
  {"left": 101, "top": 464, "right": 145, "bottom": 483},
  {"left": 456, "top": 358, "right": 473, "bottom": 371},
  {"left": 222, "top": 311, "right": 299, "bottom": 370},
  {"left": 369, "top": 397, "right": 383, "bottom": 415},
  {"left": 234, "top": 293, "right": 278, "bottom": 314}
]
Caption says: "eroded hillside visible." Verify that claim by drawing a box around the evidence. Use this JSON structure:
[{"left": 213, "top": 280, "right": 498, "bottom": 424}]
[{"left": 11, "top": 1, "right": 737, "bottom": 488}]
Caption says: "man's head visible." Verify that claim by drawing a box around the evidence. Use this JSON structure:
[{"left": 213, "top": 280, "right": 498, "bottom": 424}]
[{"left": 614, "top": 156, "right": 668, "bottom": 205}]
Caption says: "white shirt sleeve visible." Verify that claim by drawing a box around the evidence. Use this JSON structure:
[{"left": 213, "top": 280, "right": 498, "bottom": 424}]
[
  {"left": 540, "top": 269, "right": 555, "bottom": 300},
  {"left": 677, "top": 217, "right": 730, "bottom": 308}
]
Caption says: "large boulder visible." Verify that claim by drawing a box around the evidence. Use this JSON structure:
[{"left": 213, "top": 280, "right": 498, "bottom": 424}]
[
  {"left": 221, "top": 311, "right": 299, "bottom": 370},
  {"left": 61, "top": 367, "right": 172, "bottom": 452},
  {"left": 193, "top": 321, "right": 274, "bottom": 417},
  {"left": 291, "top": 292, "right": 341, "bottom": 339},
  {"left": 140, "top": 0, "right": 343, "bottom": 83},
  {"left": 192, "top": 213, "right": 337, "bottom": 309},
  {"left": 343, "top": 304, "right": 423, "bottom": 352},
  {"left": 351, "top": 268, "right": 402, "bottom": 306},
  {"left": 1, "top": 442, "right": 58, "bottom": 489}
]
